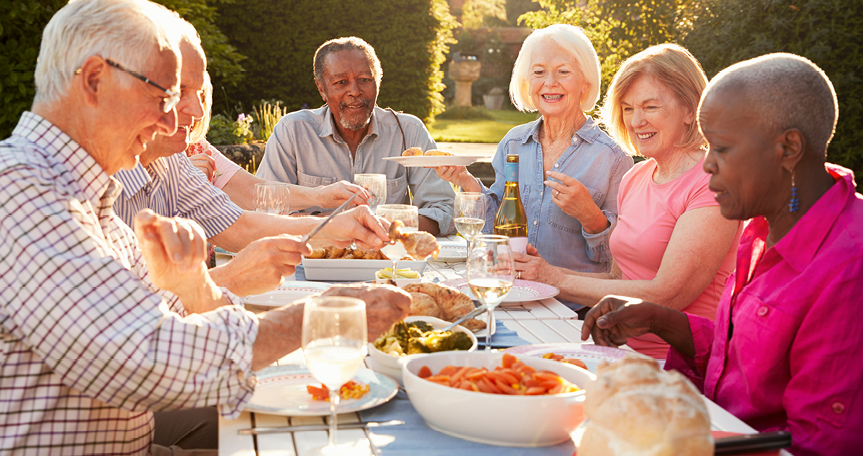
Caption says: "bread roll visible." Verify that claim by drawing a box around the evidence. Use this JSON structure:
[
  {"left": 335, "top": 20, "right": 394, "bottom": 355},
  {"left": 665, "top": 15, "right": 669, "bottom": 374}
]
[
  {"left": 402, "top": 147, "right": 423, "bottom": 156},
  {"left": 578, "top": 355, "right": 712, "bottom": 456},
  {"left": 424, "top": 149, "right": 452, "bottom": 156}
]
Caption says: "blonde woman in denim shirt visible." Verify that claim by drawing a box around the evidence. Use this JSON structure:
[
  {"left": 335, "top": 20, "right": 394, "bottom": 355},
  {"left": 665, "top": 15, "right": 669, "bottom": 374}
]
[{"left": 435, "top": 24, "right": 632, "bottom": 275}]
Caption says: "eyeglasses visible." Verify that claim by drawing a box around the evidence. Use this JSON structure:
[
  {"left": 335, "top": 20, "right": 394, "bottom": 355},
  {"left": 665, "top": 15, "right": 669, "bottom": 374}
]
[{"left": 103, "top": 59, "right": 180, "bottom": 113}]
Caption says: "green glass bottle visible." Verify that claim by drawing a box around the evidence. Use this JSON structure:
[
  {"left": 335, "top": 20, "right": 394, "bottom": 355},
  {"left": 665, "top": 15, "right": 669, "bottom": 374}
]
[{"left": 493, "top": 154, "right": 528, "bottom": 253}]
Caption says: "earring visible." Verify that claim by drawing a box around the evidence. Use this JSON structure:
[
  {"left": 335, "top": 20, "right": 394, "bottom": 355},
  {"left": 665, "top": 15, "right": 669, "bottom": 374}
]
[{"left": 788, "top": 170, "right": 799, "bottom": 213}]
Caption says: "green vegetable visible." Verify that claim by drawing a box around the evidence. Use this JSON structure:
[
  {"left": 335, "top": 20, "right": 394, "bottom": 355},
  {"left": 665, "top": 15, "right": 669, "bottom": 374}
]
[{"left": 373, "top": 320, "right": 472, "bottom": 356}]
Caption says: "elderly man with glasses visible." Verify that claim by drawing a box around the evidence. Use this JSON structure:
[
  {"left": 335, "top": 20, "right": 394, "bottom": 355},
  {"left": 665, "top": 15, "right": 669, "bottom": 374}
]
[{"left": 0, "top": 1, "right": 410, "bottom": 454}]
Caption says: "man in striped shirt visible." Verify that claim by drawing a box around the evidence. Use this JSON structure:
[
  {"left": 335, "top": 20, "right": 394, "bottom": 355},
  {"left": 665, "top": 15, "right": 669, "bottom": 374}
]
[
  {"left": 0, "top": 1, "right": 410, "bottom": 454},
  {"left": 113, "top": 21, "right": 391, "bottom": 298}
]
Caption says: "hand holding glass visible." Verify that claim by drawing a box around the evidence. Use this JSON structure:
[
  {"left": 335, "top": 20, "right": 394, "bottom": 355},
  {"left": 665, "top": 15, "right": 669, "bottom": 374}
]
[
  {"left": 467, "top": 235, "right": 515, "bottom": 350},
  {"left": 454, "top": 192, "right": 486, "bottom": 251},
  {"left": 353, "top": 174, "right": 387, "bottom": 212},
  {"left": 302, "top": 296, "right": 367, "bottom": 454},
  {"left": 376, "top": 204, "right": 418, "bottom": 281},
  {"left": 254, "top": 182, "right": 290, "bottom": 215}
]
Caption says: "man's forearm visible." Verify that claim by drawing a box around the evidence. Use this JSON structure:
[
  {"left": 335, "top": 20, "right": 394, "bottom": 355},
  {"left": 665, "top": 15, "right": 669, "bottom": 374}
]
[
  {"left": 252, "top": 303, "right": 305, "bottom": 370},
  {"left": 210, "top": 211, "right": 319, "bottom": 252}
]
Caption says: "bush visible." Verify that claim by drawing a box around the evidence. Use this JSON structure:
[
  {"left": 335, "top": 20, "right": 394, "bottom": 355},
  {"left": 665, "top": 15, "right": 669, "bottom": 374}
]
[
  {"left": 436, "top": 105, "right": 494, "bottom": 120},
  {"left": 207, "top": 113, "right": 254, "bottom": 145},
  {"left": 213, "top": 0, "right": 457, "bottom": 123}
]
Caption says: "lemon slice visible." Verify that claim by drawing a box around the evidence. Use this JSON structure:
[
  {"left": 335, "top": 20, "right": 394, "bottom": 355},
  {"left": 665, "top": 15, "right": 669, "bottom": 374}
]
[{"left": 375, "top": 267, "right": 419, "bottom": 279}]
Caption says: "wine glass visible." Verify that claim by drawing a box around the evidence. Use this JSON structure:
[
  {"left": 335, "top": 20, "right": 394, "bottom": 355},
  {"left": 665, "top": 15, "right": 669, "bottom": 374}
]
[
  {"left": 467, "top": 235, "right": 515, "bottom": 351},
  {"left": 454, "top": 192, "right": 486, "bottom": 253},
  {"left": 376, "top": 204, "right": 418, "bottom": 281},
  {"left": 353, "top": 173, "right": 387, "bottom": 212},
  {"left": 254, "top": 182, "right": 291, "bottom": 215},
  {"left": 302, "top": 296, "right": 367, "bottom": 454}
]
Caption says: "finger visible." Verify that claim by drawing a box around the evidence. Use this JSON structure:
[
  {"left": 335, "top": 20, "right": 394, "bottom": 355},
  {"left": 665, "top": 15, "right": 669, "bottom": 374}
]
[
  {"left": 156, "top": 219, "right": 193, "bottom": 269},
  {"left": 271, "top": 235, "right": 313, "bottom": 258},
  {"left": 545, "top": 170, "right": 574, "bottom": 185},
  {"left": 581, "top": 305, "right": 601, "bottom": 341}
]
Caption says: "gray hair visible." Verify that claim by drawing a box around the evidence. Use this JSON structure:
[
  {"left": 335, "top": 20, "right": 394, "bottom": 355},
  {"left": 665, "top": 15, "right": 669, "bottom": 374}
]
[
  {"left": 702, "top": 53, "right": 838, "bottom": 154},
  {"left": 509, "top": 24, "right": 601, "bottom": 113},
  {"left": 313, "top": 37, "right": 382, "bottom": 87},
  {"left": 34, "top": 0, "right": 181, "bottom": 106}
]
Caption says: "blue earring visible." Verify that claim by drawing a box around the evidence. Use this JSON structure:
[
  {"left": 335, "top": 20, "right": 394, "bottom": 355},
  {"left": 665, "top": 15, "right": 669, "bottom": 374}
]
[{"left": 789, "top": 170, "right": 799, "bottom": 213}]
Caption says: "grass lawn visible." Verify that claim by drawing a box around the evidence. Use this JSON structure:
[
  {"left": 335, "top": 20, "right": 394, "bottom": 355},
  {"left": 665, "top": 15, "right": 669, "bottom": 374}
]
[{"left": 427, "top": 110, "right": 538, "bottom": 143}]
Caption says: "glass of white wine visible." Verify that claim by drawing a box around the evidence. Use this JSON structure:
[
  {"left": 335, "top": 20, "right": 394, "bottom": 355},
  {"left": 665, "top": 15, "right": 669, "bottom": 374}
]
[
  {"left": 376, "top": 204, "right": 418, "bottom": 281},
  {"left": 467, "top": 234, "right": 515, "bottom": 351},
  {"left": 353, "top": 173, "right": 387, "bottom": 212},
  {"left": 454, "top": 192, "right": 486, "bottom": 253},
  {"left": 302, "top": 296, "right": 367, "bottom": 454}
]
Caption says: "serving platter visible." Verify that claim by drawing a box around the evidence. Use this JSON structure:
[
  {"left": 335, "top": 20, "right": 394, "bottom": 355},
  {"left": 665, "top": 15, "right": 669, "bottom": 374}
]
[
  {"left": 439, "top": 278, "right": 560, "bottom": 303},
  {"left": 382, "top": 155, "right": 486, "bottom": 167},
  {"left": 429, "top": 244, "right": 467, "bottom": 262},
  {"left": 244, "top": 365, "right": 398, "bottom": 416},
  {"left": 301, "top": 258, "right": 426, "bottom": 281}
]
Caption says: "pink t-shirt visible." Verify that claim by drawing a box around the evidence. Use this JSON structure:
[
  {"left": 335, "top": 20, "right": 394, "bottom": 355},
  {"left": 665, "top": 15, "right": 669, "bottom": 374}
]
[
  {"left": 609, "top": 156, "right": 741, "bottom": 358},
  {"left": 186, "top": 139, "right": 241, "bottom": 190}
]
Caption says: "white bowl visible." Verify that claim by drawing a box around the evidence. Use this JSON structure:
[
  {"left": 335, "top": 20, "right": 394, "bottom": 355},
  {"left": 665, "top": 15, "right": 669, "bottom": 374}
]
[
  {"left": 402, "top": 351, "right": 595, "bottom": 447},
  {"left": 374, "top": 276, "right": 421, "bottom": 287},
  {"left": 368, "top": 316, "right": 477, "bottom": 384}
]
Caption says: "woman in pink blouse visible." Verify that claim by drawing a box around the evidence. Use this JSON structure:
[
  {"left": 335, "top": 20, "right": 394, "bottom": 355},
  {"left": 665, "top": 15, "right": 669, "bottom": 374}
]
[
  {"left": 582, "top": 54, "right": 863, "bottom": 455},
  {"left": 516, "top": 44, "right": 742, "bottom": 358}
]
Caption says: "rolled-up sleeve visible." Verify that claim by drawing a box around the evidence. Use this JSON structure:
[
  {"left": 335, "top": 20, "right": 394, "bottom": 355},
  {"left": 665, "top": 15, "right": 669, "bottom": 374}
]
[{"left": 582, "top": 150, "right": 631, "bottom": 264}]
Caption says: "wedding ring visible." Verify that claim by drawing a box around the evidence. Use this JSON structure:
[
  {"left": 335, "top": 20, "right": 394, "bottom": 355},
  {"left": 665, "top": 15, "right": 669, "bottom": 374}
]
[
  {"left": 516, "top": 271, "right": 522, "bottom": 279},
  {"left": 554, "top": 190, "right": 559, "bottom": 197}
]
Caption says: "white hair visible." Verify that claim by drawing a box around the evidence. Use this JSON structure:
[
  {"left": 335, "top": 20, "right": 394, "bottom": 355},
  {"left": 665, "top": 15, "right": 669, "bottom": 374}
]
[
  {"left": 177, "top": 16, "right": 206, "bottom": 68},
  {"left": 702, "top": 53, "right": 838, "bottom": 153},
  {"left": 509, "top": 24, "right": 601, "bottom": 113},
  {"left": 34, "top": 0, "right": 181, "bottom": 106},
  {"left": 188, "top": 70, "right": 212, "bottom": 145}
]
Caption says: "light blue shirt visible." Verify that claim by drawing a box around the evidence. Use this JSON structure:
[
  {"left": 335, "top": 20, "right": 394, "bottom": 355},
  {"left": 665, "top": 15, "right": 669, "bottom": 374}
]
[
  {"left": 257, "top": 105, "right": 455, "bottom": 234},
  {"left": 478, "top": 116, "right": 632, "bottom": 273},
  {"left": 114, "top": 153, "right": 243, "bottom": 238}
]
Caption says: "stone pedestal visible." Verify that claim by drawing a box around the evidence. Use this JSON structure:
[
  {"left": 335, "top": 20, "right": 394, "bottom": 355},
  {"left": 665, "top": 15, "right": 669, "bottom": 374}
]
[{"left": 449, "top": 58, "right": 481, "bottom": 107}]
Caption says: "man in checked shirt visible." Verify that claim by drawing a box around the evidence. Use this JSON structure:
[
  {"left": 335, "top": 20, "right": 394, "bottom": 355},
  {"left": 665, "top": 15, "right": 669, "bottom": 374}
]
[{"left": 0, "top": 1, "right": 410, "bottom": 454}]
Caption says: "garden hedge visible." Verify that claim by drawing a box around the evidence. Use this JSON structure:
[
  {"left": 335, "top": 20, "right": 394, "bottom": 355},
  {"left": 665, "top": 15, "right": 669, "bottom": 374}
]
[{"left": 213, "top": 0, "right": 456, "bottom": 123}]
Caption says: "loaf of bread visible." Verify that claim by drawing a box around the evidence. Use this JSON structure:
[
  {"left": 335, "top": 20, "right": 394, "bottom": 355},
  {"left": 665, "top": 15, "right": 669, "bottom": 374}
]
[
  {"left": 402, "top": 147, "right": 423, "bottom": 156},
  {"left": 578, "top": 355, "right": 712, "bottom": 456}
]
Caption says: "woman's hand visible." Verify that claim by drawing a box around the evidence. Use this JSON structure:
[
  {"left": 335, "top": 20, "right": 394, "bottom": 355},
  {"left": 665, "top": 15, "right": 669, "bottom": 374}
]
[
  {"left": 512, "top": 243, "right": 557, "bottom": 282},
  {"left": 429, "top": 165, "right": 481, "bottom": 193},
  {"left": 545, "top": 171, "right": 609, "bottom": 233},
  {"left": 188, "top": 152, "right": 216, "bottom": 182},
  {"left": 580, "top": 295, "right": 657, "bottom": 347}
]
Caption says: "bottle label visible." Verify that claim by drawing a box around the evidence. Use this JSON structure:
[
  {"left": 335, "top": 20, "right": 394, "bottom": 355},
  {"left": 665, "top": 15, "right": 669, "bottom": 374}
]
[
  {"left": 509, "top": 236, "right": 528, "bottom": 254},
  {"left": 505, "top": 161, "right": 519, "bottom": 183}
]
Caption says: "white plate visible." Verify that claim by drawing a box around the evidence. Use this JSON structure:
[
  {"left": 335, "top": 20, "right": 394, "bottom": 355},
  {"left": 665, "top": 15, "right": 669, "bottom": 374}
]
[
  {"left": 382, "top": 155, "right": 486, "bottom": 167},
  {"left": 243, "top": 281, "right": 331, "bottom": 307},
  {"left": 214, "top": 246, "right": 236, "bottom": 257},
  {"left": 302, "top": 258, "right": 426, "bottom": 281},
  {"left": 503, "top": 343, "right": 632, "bottom": 374},
  {"left": 430, "top": 244, "right": 467, "bottom": 262},
  {"left": 439, "top": 278, "right": 560, "bottom": 303},
  {"left": 244, "top": 365, "right": 398, "bottom": 416}
]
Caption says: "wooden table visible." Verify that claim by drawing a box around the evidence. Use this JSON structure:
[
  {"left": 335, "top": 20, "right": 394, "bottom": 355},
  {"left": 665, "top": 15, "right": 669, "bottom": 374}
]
[{"left": 217, "top": 236, "right": 782, "bottom": 455}]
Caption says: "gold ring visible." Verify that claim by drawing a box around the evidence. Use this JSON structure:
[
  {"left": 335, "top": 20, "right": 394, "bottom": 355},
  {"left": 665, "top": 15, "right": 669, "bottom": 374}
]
[{"left": 516, "top": 271, "right": 522, "bottom": 279}]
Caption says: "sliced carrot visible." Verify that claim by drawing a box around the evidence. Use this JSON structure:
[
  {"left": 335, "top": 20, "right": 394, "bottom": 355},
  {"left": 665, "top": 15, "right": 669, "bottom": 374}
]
[
  {"left": 539, "top": 380, "right": 561, "bottom": 390},
  {"left": 495, "top": 378, "right": 520, "bottom": 395},
  {"left": 439, "top": 365, "right": 458, "bottom": 377},
  {"left": 475, "top": 379, "right": 495, "bottom": 394},
  {"left": 523, "top": 377, "right": 539, "bottom": 388},
  {"left": 450, "top": 366, "right": 470, "bottom": 385},
  {"left": 417, "top": 365, "right": 432, "bottom": 378},
  {"left": 502, "top": 352, "right": 517, "bottom": 368},
  {"left": 466, "top": 368, "right": 487, "bottom": 381},
  {"left": 427, "top": 375, "right": 451, "bottom": 384},
  {"left": 563, "top": 358, "right": 587, "bottom": 369},
  {"left": 549, "top": 383, "right": 565, "bottom": 395},
  {"left": 306, "top": 384, "right": 329, "bottom": 400},
  {"left": 479, "top": 376, "right": 503, "bottom": 394},
  {"left": 525, "top": 386, "right": 548, "bottom": 395},
  {"left": 485, "top": 371, "right": 505, "bottom": 384},
  {"left": 458, "top": 381, "right": 474, "bottom": 391},
  {"left": 534, "top": 372, "right": 561, "bottom": 383},
  {"left": 497, "top": 370, "right": 520, "bottom": 385},
  {"left": 516, "top": 364, "right": 536, "bottom": 376}
]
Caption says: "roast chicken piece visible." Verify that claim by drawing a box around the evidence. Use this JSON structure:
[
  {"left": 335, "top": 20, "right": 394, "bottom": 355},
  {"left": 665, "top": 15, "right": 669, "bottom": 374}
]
[
  {"left": 388, "top": 220, "right": 440, "bottom": 259},
  {"left": 402, "top": 283, "right": 486, "bottom": 330}
]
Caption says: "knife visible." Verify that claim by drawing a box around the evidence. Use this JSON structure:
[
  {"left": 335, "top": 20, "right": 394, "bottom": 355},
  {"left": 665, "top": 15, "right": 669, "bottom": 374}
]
[
  {"left": 300, "top": 193, "right": 359, "bottom": 244},
  {"left": 442, "top": 304, "right": 489, "bottom": 331},
  {"left": 238, "top": 419, "right": 404, "bottom": 435}
]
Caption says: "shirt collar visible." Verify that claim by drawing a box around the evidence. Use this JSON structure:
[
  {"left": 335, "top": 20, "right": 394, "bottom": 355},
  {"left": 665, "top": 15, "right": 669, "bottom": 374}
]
[
  {"left": 772, "top": 163, "right": 856, "bottom": 271},
  {"left": 115, "top": 156, "right": 170, "bottom": 199},
  {"left": 14, "top": 111, "right": 115, "bottom": 209},
  {"left": 520, "top": 115, "right": 601, "bottom": 146},
  {"left": 321, "top": 105, "right": 380, "bottom": 144}
]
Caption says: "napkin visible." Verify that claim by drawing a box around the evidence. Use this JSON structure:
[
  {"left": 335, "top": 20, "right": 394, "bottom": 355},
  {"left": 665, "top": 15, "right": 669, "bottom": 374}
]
[
  {"left": 476, "top": 320, "right": 531, "bottom": 348},
  {"left": 360, "top": 395, "right": 576, "bottom": 456}
]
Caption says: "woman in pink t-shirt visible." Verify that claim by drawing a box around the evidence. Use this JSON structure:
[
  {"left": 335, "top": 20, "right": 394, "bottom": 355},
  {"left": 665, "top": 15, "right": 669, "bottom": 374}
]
[{"left": 515, "top": 44, "right": 742, "bottom": 358}]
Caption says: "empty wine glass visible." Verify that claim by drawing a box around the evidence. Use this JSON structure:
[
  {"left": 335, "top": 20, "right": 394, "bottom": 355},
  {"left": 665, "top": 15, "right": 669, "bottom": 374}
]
[
  {"left": 376, "top": 204, "right": 418, "bottom": 282},
  {"left": 454, "top": 192, "right": 486, "bottom": 253},
  {"left": 302, "top": 296, "right": 367, "bottom": 454},
  {"left": 467, "top": 235, "right": 515, "bottom": 351},
  {"left": 353, "top": 174, "right": 387, "bottom": 212},
  {"left": 254, "top": 182, "right": 291, "bottom": 215}
]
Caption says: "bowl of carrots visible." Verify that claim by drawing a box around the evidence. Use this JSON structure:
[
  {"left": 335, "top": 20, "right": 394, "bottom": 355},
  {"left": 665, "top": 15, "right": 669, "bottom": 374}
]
[{"left": 402, "top": 351, "right": 595, "bottom": 447}]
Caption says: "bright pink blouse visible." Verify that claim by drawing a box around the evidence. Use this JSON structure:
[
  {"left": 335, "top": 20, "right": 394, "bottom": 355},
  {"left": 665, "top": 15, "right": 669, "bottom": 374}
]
[
  {"left": 666, "top": 164, "right": 863, "bottom": 455},
  {"left": 610, "top": 156, "right": 741, "bottom": 358}
]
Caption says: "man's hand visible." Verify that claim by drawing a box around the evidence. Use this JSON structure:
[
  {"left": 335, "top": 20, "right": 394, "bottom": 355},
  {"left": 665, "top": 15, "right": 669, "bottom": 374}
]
[
  {"left": 580, "top": 295, "right": 656, "bottom": 347},
  {"left": 210, "top": 235, "right": 312, "bottom": 296},
  {"left": 133, "top": 209, "right": 209, "bottom": 295},
  {"left": 321, "top": 284, "right": 411, "bottom": 340},
  {"left": 315, "top": 181, "right": 369, "bottom": 209},
  {"left": 314, "top": 206, "right": 390, "bottom": 250}
]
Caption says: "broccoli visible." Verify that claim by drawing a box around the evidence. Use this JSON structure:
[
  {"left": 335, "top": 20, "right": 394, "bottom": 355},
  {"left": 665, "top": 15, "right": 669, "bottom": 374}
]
[
  {"left": 407, "top": 338, "right": 432, "bottom": 355},
  {"left": 374, "top": 320, "right": 473, "bottom": 355},
  {"left": 415, "top": 330, "right": 474, "bottom": 352},
  {"left": 407, "top": 320, "right": 435, "bottom": 333}
]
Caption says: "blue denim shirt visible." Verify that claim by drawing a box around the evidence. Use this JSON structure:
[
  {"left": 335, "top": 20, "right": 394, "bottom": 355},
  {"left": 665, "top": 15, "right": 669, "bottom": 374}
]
[{"left": 478, "top": 116, "right": 632, "bottom": 273}]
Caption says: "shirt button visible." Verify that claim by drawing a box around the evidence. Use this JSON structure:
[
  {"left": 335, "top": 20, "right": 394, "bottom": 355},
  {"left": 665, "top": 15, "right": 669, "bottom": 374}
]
[
  {"left": 533, "top": 220, "right": 538, "bottom": 226},
  {"left": 832, "top": 402, "right": 845, "bottom": 414},
  {"left": 554, "top": 164, "right": 559, "bottom": 168},
  {"left": 757, "top": 306, "right": 769, "bottom": 317}
]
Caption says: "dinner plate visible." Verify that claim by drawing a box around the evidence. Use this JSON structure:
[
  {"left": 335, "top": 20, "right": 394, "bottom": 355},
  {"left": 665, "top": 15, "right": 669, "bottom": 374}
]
[
  {"left": 243, "top": 281, "right": 331, "bottom": 307},
  {"left": 382, "top": 155, "right": 486, "bottom": 167},
  {"left": 244, "top": 365, "right": 398, "bottom": 416},
  {"left": 430, "top": 244, "right": 467, "bottom": 262},
  {"left": 439, "top": 278, "right": 560, "bottom": 303},
  {"left": 503, "top": 343, "right": 631, "bottom": 374}
]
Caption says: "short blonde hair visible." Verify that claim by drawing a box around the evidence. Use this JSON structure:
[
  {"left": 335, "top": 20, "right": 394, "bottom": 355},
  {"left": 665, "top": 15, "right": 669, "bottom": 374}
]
[
  {"left": 510, "top": 24, "right": 601, "bottom": 113},
  {"left": 601, "top": 44, "right": 708, "bottom": 156}
]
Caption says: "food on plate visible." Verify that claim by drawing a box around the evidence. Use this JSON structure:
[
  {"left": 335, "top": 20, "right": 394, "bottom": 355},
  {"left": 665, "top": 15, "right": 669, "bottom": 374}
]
[
  {"left": 408, "top": 292, "right": 443, "bottom": 319},
  {"left": 424, "top": 149, "right": 453, "bottom": 156},
  {"left": 306, "top": 380, "right": 370, "bottom": 401},
  {"left": 579, "top": 355, "right": 712, "bottom": 456},
  {"left": 375, "top": 267, "right": 419, "bottom": 279},
  {"left": 374, "top": 319, "right": 473, "bottom": 356},
  {"left": 418, "top": 353, "right": 581, "bottom": 395},
  {"left": 402, "top": 147, "right": 423, "bottom": 156},
  {"left": 541, "top": 352, "right": 587, "bottom": 370},
  {"left": 306, "top": 246, "right": 390, "bottom": 260},
  {"left": 388, "top": 220, "right": 440, "bottom": 259},
  {"left": 402, "top": 282, "right": 486, "bottom": 331}
]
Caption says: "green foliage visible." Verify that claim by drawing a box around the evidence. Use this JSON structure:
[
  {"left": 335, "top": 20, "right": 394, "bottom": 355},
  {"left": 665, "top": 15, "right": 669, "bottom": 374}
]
[
  {"left": 679, "top": 0, "right": 863, "bottom": 187},
  {"left": 207, "top": 113, "right": 253, "bottom": 145},
  {"left": 461, "top": 0, "right": 508, "bottom": 29},
  {"left": 251, "top": 100, "right": 287, "bottom": 142},
  {"left": 0, "top": 0, "right": 66, "bottom": 138},
  {"left": 436, "top": 105, "right": 493, "bottom": 120},
  {"left": 213, "top": 0, "right": 457, "bottom": 123}
]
